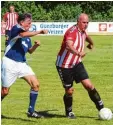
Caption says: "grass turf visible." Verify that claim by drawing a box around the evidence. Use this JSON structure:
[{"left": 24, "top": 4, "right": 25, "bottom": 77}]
[{"left": 1, "top": 35, "right": 113, "bottom": 125}]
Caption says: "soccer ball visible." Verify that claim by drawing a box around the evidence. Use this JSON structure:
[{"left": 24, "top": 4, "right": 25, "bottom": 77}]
[{"left": 99, "top": 108, "right": 113, "bottom": 120}]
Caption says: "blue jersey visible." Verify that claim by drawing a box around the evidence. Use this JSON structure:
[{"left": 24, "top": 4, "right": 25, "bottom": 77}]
[
  {"left": 7, "top": 24, "right": 25, "bottom": 44},
  {"left": 5, "top": 24, "right": 32, "bottom": 62}
]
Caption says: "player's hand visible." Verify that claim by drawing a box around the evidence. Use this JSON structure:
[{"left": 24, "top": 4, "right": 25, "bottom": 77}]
[
  {"left": 78, "top": 51, "right": 86, "bottom": 58},
  {"left": 1, "top": 21, "right": 6, "bottom": 25},
  {"left": 87, "top": 44, "right": 93, "bottom": 49},
  {"left": 34, "top": 40, "right": 40, "bottom": 46},
  {"left": 40, "top": 29, "right": 48, "bottom": 34}
]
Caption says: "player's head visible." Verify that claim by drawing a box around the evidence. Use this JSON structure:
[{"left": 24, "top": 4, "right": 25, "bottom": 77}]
[
  {"left": 18, "top": 13, "right": 32, "bottom": 31},
  {"left": 77, "top": 13, "right": 89, "bottom": 32},
  {"left": 9, "top": 5, "right": 15, "bottom": 13}
]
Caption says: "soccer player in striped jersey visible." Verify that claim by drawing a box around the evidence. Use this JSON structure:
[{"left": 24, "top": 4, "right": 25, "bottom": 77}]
[
  {"left": 1, "top": 13, "right": 48, "bottom": 118},
  {"left": 2, "top": 5, "right": 18, "bottom": 46},
  {"left": 56, "top": 13, "right": 104, "bottom": 119}
]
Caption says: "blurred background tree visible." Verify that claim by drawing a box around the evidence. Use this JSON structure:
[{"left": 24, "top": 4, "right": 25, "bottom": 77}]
[{"left": 1, "top": 1, "right": 113, "bottom": 22}]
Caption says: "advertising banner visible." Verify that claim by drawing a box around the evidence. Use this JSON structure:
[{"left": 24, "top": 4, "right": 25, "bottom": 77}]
[{"left": 1, "top": 22, "right": 113, "bottom": 35}]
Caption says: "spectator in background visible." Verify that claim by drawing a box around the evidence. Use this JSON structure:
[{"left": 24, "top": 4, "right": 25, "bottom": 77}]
[{"left": 2, "top": 5, "right": 18, "bottom": 46}]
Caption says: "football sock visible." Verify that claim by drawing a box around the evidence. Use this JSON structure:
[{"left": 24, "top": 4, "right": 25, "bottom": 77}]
[
  {"left": 88, "top": 88, "right": 104, "bottom": 111},
  {"left": 28, "top": 90, "right": 38, "bottom": 113},
  {"left": 63, "top": 94, "right": 73, "bottom": 115}
]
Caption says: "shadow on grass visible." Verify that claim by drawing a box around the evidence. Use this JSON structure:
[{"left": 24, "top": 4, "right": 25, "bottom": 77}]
[
  {"left": 77, "top": 110, "right": 113, "bottom": 120},
  {"left": 1, "top": 50, "right": 5, "bottom": 53},
  {"left": 77, "top": 115, "right": 98, "bottom": 119},
  {"left": 1, "top": 109, "right": 65, "bottom": 122},
  {"left": 77, "top": 116, "right": 97, "bottom": 119},
  {"left": 77, "top": 116, "right": 108, "bottom": 121},
  {"left": 1, "top": 115, "right": 36, "bottom": 122},
  {"left": 36, "top": 109, "right": 65, "bottom": 118}
]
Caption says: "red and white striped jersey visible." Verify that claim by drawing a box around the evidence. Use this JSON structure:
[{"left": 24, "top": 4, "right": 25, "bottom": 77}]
[
  {"left": 3, "top": 12, "right": 18, "bottom": 30},
  {"left": 56, "top": 25, "right": 87, "bottom": 68}
]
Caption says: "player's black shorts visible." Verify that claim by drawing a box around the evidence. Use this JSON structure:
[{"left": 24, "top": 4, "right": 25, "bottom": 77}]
[
  {"left": 5, "top": 30, "right": 11, "bottom": 38},
  {"left": 5, "top": 30, "right": 11, "bottom": 46},
  {"left": 56, "top": 62, "right": 89, "bottom": 88}
]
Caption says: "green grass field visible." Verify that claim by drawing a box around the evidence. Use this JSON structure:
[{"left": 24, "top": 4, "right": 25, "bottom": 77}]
[{"left": 1, "top": 35, "right": 113, "bottom": 125}]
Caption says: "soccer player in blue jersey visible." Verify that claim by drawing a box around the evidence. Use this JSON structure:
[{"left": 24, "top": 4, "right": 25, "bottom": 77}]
[{"left": 1, "top": 13, "right": 48, "bottom": 118}]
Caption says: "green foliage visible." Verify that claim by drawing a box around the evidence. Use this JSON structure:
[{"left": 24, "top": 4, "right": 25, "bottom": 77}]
[
  {"left": 1, "top": 1, "right": 113, "bottom": 21},
  {"left": 51, "top": 4, "right": 82, "bottom": 21},
  {"left": 108, "top": 6, "right": 113, "bottom": 19}
]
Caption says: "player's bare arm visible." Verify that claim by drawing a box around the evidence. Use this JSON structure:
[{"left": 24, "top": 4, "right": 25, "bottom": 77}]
[
  {"left": 2, "top": 20, "right": 6, "bottom": 25},
  {"left": 19, "top": 29, "right": 48, "bottom": 37},
  {"left": 1, "top": 17, "right": 7, "bottom": 25},
  {"left": 86, "top": 35, "right": 94, "bottom": 49},
  {"left": 66, "top": 39, "right": 86, "bottom": 57},
  {"left": 66, "top": 40, "right": 79, "bottom": 55},
  {"left": 28, "top": 40, "right": 40, "bottom": 54}
]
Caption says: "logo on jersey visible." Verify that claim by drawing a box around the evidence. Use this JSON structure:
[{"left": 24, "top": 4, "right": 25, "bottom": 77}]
[
  {"left": 69, "top": 26, "right": 76, "bottom": 33},
  {"left": 22, "top": 41, "right": 28, "bottom": 48}
]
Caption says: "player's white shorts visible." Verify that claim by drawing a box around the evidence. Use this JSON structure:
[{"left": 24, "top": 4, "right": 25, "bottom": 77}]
[{"left": 1, "top": 56, "right": 35, "bottom": 87}]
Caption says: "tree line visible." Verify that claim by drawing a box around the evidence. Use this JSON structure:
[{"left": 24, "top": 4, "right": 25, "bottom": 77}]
[{"left": 1, "top": 1, "right": 113, "bottom": 22}]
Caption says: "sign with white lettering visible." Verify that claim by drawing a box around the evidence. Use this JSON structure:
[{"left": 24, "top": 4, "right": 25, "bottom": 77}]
[{"left": 1, "top": 22, "right": 113, "bottom": 35}]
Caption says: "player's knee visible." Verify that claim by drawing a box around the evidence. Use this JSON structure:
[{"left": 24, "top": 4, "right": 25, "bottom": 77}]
[
  {"left": 32, "top": 85, "right": 39, "bottom": 91},
  {"left": 28, "top": 76, "right": 40, "bottom": 91},
  {"left": 31, "top": 81, "right": 40, "bottom": 91},
  {"left": 85, "top": 84, "right": 94, "bottom": 91},
  {"left": 81, "top": 79, "right": 94, "bottom": 91},
  {"left": 65, "top": 88, "right": 74, "bottom": 96},
  {"left": 2, "top": 88, "right": 9, "bottom": 96}
]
